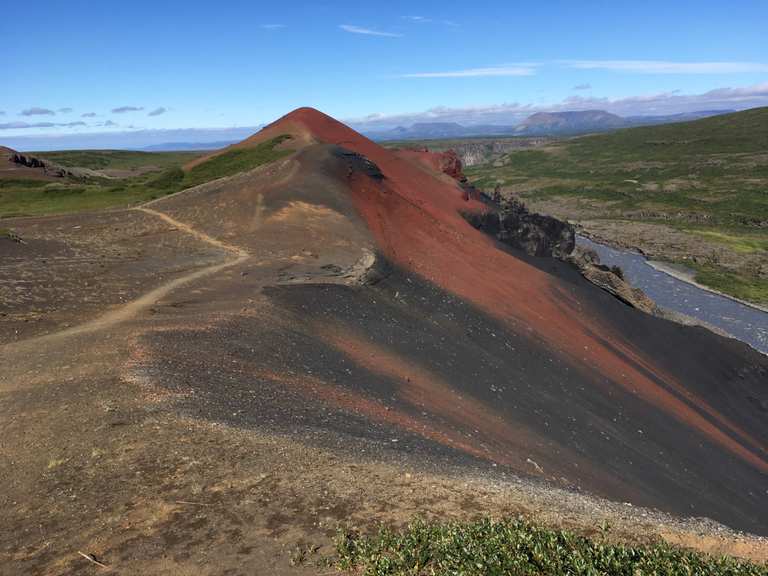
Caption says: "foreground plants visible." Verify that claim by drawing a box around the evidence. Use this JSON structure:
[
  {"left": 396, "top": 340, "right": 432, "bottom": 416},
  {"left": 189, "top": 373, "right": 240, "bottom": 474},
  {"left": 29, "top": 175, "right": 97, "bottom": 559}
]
[{"left": 335, "top": 518, "right": 766, "bottom": 576}]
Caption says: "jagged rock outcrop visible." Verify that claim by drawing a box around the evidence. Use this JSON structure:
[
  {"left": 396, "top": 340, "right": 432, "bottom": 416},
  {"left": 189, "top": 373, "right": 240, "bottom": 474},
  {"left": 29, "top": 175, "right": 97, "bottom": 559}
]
[
  {"left": 466, "top": 197, "right": 576, "bottom": 258},
  {"left": 566, "top": 247, "right": 658, "bottom": 314},
  {"left": 1, "top": 146, "right": 76, "bottom": 178},
  {"left": 456, "top": 138, "right": 551, "bottom": 166},
  {"left": 466, "top": 194, "right": 658, "bottom": 313},
  {"left": 435, "top": 149, "right": 465, "bottom": 181},
  {"left": 12, "top": 152, "right": 74, "bottom": 177},
  {"left": 401, "top": 145, "right": 661, "bottom": 314},
  {"left": 336, "top": 148, "right": 384, "bottom": 180}
]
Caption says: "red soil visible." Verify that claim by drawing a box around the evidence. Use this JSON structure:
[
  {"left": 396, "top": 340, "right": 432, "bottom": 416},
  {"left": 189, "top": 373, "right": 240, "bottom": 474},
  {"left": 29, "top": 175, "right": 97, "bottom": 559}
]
[
  {"left": 392, "top": 148, "right": 465, "bottom": 181},
  {"left": 246, "top": 108, "right": 768, "bottom": 474}
]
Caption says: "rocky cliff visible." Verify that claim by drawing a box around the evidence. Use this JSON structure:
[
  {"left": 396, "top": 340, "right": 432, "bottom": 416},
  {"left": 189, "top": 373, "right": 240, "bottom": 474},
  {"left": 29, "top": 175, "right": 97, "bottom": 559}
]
[
  {"left": 465, "top": 196, "right": 576, "bottom": 258},
  {"left": 1, "top": 146, "right": 78, "bottom": 178}
]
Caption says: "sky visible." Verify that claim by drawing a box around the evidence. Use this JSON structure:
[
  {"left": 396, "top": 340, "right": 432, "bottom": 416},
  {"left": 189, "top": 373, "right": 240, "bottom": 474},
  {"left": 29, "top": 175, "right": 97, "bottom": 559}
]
[{"left": 2, "top": 0, "right": 767, "bottom": 149}]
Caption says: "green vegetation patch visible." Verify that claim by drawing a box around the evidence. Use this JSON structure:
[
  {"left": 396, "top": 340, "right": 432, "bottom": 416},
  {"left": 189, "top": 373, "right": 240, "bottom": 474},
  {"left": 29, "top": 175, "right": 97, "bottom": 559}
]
[
  {"left": 465, "top": 107, "right": 768, "bottom": 228},
  {"left": 183, "top": 135, "right": 292, "bottom": 188},
  {"left": 335, "top": 518, "right": 766, "bottom": 576},
  {"left": 0, "top": 136, "right": 292, "bottom": 218},
  {"left": 34, "top": 149, "right": 201, "bottom": 170},
  {"left": 682, "top": 228, "right": 768, "bottom": 254},
  {"left": 692, "top": 265, "right": 768, "bottom": 305}
]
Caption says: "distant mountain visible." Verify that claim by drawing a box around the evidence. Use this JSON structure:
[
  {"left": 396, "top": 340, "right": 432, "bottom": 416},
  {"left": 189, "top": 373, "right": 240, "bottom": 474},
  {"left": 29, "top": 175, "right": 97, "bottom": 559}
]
[
  {"left": 513, "top": 110, "right": 625, "bottom": 135},
  {"left": 624, "top": 109, "right": 735, "bottom": 126},
  {"left": 363, "top": 109, "right": 736, "bottom": 141},
  {"left": 141, "top": 140, "right": 237, "bottom": 152}
]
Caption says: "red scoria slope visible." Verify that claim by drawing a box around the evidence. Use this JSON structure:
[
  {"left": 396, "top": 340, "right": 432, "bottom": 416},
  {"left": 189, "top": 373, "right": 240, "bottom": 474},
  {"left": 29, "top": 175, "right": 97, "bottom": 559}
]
[{"left": 240, "top": 108, "right": 767, "bottom": 476}]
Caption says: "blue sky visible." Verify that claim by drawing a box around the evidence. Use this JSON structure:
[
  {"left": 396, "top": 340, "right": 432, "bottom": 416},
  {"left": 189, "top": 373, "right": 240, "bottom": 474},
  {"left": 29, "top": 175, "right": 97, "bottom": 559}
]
[{"left": 2, "top": 0, "right": 767, "bottom": 148}]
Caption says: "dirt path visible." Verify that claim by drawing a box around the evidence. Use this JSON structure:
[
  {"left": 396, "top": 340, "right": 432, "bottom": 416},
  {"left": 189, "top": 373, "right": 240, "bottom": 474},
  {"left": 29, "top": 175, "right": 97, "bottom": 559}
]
[
  {"left": 3, "top": 206, "right": 249, "bottom": 350},
  {"left": 136, "top": 206, "right": 249, "bottom": 257}
]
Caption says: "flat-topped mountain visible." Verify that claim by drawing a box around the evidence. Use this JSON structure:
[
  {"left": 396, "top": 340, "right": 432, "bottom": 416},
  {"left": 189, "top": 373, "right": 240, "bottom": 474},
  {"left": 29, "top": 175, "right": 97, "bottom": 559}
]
[{"left": 513, "top": 110, "right": 625, "bottom": 135}]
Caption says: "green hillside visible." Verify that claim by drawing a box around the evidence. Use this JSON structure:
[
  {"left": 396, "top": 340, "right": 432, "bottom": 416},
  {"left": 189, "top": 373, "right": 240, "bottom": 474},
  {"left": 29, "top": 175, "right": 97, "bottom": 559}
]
[
  {"left": 465, "top": 107, "right": 768, "bottom": 304},
  {"left": 35, "top": 149, "right": 200, "bottom": 171},
  {"left": 0, "top": 136, "right": 290, "bottom": 218}
]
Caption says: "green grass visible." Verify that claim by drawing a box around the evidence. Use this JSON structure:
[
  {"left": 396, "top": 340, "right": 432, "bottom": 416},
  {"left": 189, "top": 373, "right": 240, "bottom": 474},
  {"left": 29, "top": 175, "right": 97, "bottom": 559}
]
[
  {"left": 0, "top": 136, "right": 292, "bottom": 218},
  {"left": 682, "top": 228, "right": 768, "bottom": 254},
  {"left": 34, "top": 149, "right": 201, "bottom": 171},
  {"left": 183, "top": 134, "right": 292, "bottom": 188},
  {"left": 334, "top": 518, "right": 766, "bottom": 576},
  {"left": 465, "top": 107, "right": 768, "bottom": 228},
  {"left": 463, "top": 108, "right": 768, "bottom": 304},
  {"left": 691, "top": 265, "right": 768, "bottom": 305}
]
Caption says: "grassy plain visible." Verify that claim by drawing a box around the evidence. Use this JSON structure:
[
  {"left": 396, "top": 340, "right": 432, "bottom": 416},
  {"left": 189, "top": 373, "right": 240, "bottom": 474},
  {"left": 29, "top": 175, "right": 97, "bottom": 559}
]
[{"left": 0, "top": 136, "right": 291, "bottom": 218}]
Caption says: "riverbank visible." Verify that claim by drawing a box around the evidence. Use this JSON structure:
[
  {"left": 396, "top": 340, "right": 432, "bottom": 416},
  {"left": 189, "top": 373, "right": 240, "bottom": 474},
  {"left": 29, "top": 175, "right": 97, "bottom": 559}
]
[
  {"left": 647, "top": 260, "right": 768, "bottom": 314},
  {"left": 576, "top": 228, "right": 768, "bottom": 314},
  {"left": 576, "top": 234, "right": 768, "bottom": 356}
]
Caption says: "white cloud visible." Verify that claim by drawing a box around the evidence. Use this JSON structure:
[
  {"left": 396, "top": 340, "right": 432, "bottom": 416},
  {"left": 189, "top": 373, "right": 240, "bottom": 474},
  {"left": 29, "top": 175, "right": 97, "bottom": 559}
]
[
  {"left": 401, "top": 65, "right": 537, "bottom": 78},
  {"left": 565, "top": 60, "right": 768, "bottom": 74},
  {"left": 345, "top": 82, "right": 768, "bottom": 129},
  {"left": 259, "top": 24, "right": 286, "bottom": 29},
  {"left": 339, "top": 24, "right": 402, "bottom": 37},
  {"left": 402, "top": 16, "right": 431, "bottom": 23}
]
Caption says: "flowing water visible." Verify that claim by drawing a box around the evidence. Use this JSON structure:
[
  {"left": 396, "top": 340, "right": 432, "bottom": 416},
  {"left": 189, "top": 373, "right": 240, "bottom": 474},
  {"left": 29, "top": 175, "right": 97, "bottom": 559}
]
[{"left": 577, "top": 236, "right": 768, "bottom": 355}]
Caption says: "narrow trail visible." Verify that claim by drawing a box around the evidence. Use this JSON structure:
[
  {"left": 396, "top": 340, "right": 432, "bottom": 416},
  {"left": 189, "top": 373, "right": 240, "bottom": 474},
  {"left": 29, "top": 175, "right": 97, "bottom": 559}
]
[
  {"left": 3, "top": 207, "right": 249, "bottom": 351},
  {"left": 137, "top": 207, "right": 249, "bottom": 257}
]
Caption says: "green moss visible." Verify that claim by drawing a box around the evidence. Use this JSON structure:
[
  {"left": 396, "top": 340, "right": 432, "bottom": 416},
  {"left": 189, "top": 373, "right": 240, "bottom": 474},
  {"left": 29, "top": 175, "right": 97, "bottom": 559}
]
[{"left": 334, "top": 518, "right": 766, "bottom": 576}]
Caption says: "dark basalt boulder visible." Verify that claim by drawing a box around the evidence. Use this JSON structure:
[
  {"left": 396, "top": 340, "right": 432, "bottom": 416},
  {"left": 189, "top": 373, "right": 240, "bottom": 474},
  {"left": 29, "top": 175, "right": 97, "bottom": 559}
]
[
  {"left": 466, "top": 196, "right": 576, "bottom": 258},
  {"left": 8, "top": 151, "right": 74, "bottom": 178},
  {"left": 336, "top": 148, "right": 384, "bottom": 180}
]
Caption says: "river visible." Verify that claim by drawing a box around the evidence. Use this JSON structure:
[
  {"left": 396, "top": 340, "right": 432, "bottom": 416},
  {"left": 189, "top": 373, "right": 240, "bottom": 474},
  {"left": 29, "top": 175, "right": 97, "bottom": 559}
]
[{"left": 577, "top": 236, "right": 768, "bottom": 355}]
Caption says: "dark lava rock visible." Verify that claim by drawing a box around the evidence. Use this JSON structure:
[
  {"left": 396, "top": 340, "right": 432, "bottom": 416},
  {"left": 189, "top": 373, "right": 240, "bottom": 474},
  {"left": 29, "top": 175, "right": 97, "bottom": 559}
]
[
  {"left": 335, "top": 148, "right": 384, "bottom": 180},
  {"left": 8, "top": 150, "right": 74, "bottom": 178},
  {"left": 466, "top": 196, "right": 576, "bottom": 258}
]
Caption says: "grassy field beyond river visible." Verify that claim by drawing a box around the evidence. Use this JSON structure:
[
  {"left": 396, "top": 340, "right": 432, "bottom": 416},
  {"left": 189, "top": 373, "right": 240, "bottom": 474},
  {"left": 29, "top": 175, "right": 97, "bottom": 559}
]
[{"left": 464, "top": 107, "right": 768, "bottom": 305}]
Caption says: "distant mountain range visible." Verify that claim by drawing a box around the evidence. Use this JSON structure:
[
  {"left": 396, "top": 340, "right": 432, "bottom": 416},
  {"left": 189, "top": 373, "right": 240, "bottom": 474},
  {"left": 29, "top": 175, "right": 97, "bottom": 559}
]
[
  {"left": 362, "top": 109, "right": 735, "bottom": 141},
  {"left": 139, "top": 109, "right": 735, "bottom": 151}
]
